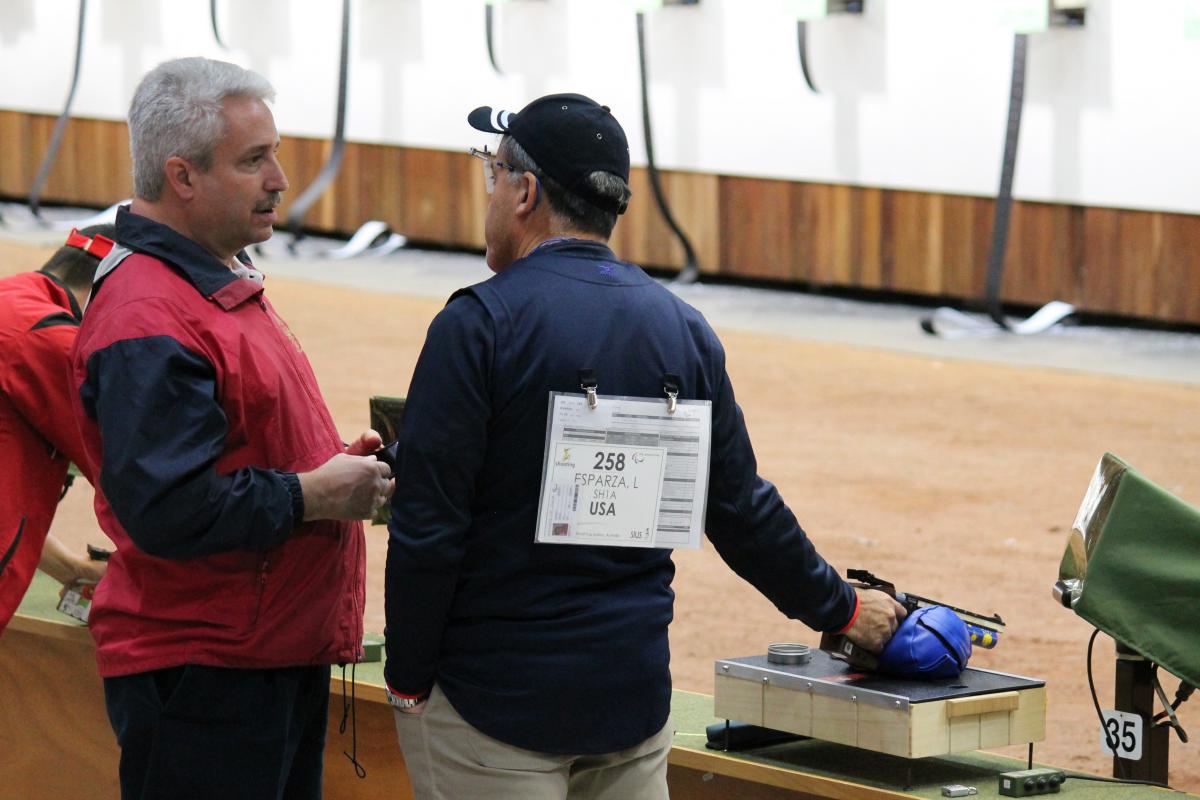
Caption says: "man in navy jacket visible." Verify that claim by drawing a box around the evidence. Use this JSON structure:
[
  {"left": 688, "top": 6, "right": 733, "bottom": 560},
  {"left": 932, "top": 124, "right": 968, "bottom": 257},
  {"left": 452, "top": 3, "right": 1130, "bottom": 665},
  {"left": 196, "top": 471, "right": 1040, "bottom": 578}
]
[{"left": 385, "top": 94, "right": 905, "bottom": 799}]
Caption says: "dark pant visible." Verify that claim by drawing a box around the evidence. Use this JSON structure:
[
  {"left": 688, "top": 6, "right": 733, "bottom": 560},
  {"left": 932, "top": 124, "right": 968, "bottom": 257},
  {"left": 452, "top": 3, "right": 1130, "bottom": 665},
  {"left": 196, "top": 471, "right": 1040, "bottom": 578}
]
[{"left": 103, "top": 663, "right": 331, "bottom": 800}]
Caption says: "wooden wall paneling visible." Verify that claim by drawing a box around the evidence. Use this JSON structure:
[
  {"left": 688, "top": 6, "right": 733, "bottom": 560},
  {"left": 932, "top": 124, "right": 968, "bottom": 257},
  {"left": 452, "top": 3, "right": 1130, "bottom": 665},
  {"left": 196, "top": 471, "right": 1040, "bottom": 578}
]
[
  {"left": 805, "top": 183, "right": 837, "bottom": 286},
  {"left": 329, "top": 141, "right": 364, "bottom": 232},
  {"left": 82, "top": 117, "right": 133, "bottom": 203},
  {"left": 55, "top": 116, "right": 86, "bottom": 205},
  {"left": 373, "top": 142, "right": 411, "bottom": 238},
  {"left": 853, "top": 187, "right": 884, "bottom": 289},
  {"left": 1121, "top": 210, "right": 1164, "bottom": 319},
  {"left": 1001, "top": 201, "right": 1084, "bottom": 307},
  {"left": 716, "top": 175, "right": 798, "bottom": 282},
  {"left": 1080, "top": 206, "right": 1123, "bottom": 314},
  {"left": 789, "top": 181, "right": 817, "bottom": 283},
  {"left": 445, "top": 149, "right": 488, "bottom": 249},
  {"left": 938, "top": 193, "right": 986, "bottom": 299},
  {"left": 397, "top": 147, "right": 456, "bottom": 244},
  {"left": 665, "top": 169, "right": 720, "bottom": 275},
  {"left": 0, "top": 110, "right": 25, "bottom": 195},
  {"left": 1001, "top": 202, "right": 1047, "bottom": 306},
  {"left": 824, "top": 184, "right": 856, "bottom": 286},
  {"left": 1157, "top": 212, "right": 1200, "bottom": 323},
  {"left": 278, "top": 135, "right": 331, "bottom": 230},
  {"left": 884, "top": 190, "right": 943, "bottom": 295},
  {"left": 615, "top": 168, "right": 686, "bottom": 271},
  {"left": 1081, "top": 207, "right": 1162, "bottom": 318}
]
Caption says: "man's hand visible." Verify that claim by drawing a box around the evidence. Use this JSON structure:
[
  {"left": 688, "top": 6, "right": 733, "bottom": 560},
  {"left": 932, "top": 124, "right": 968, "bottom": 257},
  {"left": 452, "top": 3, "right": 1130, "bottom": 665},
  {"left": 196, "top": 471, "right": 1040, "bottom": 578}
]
[
  {"left": 345, "top": 429, "right": 384, "bottom": 457},
  {"left": 843, "top": 588, "right": 908, "bottom": 654},
  {"left": 39, "top": 534, "right": 107, "bottom": 586},
  {"left": 299, "top": 452, "right": 394, "bottom": 521},
  {"left": 397, "top": 699, "right": 428, "bottom": 717}
]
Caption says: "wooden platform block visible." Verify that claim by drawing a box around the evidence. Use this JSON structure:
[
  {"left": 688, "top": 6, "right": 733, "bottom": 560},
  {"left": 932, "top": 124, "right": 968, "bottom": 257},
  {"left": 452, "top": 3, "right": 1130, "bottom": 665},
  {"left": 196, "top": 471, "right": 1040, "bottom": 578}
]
[
  {"left": 811, "top": 693, "right": 858, "bottom": 748},
  {"left": 855, "top": 702, "right": 909, "bottom": 756},
  {"left": 763, "top": 682, "right": 812, "bottom": 736},
  {"left": 714, "top": 673, "right": 764, "bottom": 726},
  {"left": 715, "top": 668, "right": 1045, "bottom": 761}
]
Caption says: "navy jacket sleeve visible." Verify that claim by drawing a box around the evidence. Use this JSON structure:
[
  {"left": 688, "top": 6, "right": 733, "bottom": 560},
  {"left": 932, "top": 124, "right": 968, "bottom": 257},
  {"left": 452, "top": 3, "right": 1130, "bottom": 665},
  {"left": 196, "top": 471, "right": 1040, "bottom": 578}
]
[
  {"left": 703, "top": 341, "right": 856, "bottom": 632},
  {"left": 384, "top": 295, "right": 493, "bottom": 696},
  {"left": 78, "top": 335, "right": 303, "bottom": 560}
]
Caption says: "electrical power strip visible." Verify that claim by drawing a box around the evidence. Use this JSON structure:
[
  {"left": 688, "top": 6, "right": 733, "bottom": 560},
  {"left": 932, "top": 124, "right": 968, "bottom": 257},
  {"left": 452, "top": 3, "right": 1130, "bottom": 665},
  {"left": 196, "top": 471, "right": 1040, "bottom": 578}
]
[{"left": 998, "top": 768, "right": 1066, "bottom": 796}]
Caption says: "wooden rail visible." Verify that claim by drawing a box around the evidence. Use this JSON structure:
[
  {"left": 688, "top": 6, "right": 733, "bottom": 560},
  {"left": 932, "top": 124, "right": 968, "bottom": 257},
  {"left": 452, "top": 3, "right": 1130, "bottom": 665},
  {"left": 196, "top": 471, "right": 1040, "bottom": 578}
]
[{"left": 3, "top": 110, "right": 1197, "bottom": 324}]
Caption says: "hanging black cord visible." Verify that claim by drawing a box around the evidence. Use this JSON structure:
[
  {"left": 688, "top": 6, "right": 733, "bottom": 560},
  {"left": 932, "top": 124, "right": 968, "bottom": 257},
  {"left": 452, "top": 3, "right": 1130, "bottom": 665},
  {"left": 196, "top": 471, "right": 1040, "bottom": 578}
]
[
  {"left": 210, "top": 0, "right": 229, "bottom": 49},
  {"left": 982, "top": 32, "right": 1027, "bottom": 330},
  {"left": 285, "top": 0, "right": 351, "bottom": 247},
  {"left": 485, "top": 3, "right": 502, "bottom": 75},
  {"left": 28, "top": 0, "right": 87, "bottom": 219},
  {"left": 635, "top": 11, "right": 700, "bottom": 285},
  {"left": 1085, "top": 633, "right": 1186, "bottom": 790},
  {"left": 1087, "top": 628, "right": 1127, "bottom": 780},
  {"left": 797, "top": 20, "right": 819, "bottom": 93},
  {"left": 338, "top": 664, "right": 367, "bottom": 779}
]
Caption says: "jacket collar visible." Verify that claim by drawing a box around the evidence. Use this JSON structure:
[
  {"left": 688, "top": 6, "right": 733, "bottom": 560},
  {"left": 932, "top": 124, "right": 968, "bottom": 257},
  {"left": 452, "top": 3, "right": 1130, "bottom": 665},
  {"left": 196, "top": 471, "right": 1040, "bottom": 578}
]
[
  {"left": 36, "top": 269, "right": 84, "bottom": 321},
  {"left": 114, "top": 205, "right": 264, "bottom": 310}
]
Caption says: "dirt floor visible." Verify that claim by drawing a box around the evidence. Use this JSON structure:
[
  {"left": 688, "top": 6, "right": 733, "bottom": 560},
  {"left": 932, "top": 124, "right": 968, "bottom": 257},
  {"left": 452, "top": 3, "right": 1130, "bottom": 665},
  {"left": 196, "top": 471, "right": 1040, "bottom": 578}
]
[{"left": 5, "top": 239, "right": 1198, "bottom": 791}]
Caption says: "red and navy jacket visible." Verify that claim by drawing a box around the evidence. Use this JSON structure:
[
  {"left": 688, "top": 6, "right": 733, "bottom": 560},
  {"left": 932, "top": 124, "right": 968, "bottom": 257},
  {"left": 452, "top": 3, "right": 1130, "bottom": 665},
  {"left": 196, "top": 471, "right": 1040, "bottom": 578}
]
[
  {"left": 70, "top": 206, "right": 364, "bottom": 677},
  {"left": 0, "top": 270, "right": 90, "bottom": 633}
]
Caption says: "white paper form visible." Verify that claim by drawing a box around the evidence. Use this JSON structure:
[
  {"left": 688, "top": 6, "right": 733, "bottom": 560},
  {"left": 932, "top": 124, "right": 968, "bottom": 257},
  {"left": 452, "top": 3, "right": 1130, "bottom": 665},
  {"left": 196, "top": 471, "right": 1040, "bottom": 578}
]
[{"left": 535, "top": 392, "right": 712, "bottom": 549}]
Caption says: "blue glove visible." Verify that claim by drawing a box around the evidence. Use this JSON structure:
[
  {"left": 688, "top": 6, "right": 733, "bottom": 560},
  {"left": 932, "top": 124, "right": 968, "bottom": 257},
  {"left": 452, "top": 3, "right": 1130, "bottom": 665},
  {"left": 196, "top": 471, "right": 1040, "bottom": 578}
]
[{"left": 876, "top": 605, "right": 972, "bottom": 680}]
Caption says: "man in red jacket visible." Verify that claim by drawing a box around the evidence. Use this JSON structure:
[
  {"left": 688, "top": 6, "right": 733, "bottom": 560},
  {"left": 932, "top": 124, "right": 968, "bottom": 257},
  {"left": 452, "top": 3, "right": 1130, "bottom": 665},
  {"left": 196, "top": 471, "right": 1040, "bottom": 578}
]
[
  {"left": 70, "top": 57, "right": 392, "bottom": 799},
  {"left": 0, "top": 225, "right": 115, "bottom": 634}
]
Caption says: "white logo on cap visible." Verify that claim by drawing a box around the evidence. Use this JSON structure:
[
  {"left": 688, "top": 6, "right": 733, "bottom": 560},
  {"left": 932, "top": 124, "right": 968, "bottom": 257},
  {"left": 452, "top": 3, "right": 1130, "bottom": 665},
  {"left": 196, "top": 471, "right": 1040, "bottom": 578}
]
[{"left": 492, "top": 109, "right": 512, "bottom": 131}]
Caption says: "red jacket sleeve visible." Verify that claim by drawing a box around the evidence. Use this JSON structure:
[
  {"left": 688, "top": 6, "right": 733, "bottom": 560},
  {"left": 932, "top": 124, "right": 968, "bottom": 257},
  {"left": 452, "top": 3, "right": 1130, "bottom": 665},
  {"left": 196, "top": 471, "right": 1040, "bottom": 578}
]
[{"left": 1, "top": 319, "right": 95, "bottom": 485}]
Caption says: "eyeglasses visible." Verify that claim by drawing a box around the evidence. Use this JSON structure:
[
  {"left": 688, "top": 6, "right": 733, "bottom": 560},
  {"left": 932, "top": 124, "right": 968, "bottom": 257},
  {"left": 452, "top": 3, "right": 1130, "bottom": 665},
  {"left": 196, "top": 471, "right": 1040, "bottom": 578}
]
[{"left": 469, "top": 146, "right": 519, "bottom": 194}]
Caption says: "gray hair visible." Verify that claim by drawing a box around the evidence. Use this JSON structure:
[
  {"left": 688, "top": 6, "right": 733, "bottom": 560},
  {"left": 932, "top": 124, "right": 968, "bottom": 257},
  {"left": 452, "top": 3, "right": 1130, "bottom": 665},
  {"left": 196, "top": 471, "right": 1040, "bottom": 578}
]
[
  {"left": 129, "top": 57, "right": 275, "bottom": 201},
  {"left": 501, "top": 137, "right": 632, "bottom": 239}
]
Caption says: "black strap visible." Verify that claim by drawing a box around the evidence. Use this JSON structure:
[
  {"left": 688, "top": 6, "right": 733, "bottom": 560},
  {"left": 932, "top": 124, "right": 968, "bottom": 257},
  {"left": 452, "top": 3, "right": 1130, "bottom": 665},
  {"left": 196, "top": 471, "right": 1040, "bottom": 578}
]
[
  {"left": 30, "top": 311, "right": 79, "bottom": 332},
  {"left": 578, "top": 369, "right": 597, "bottom": 391},
  {"left": 338, "top": 663, "right": 367, "bottom": 779},
  {"left": 485, "top": 3, "right": 503, "bottom": 75},
  {"left": 662, "top": 373, "right": 680, "bottom": 395},
  {"left": 797, "top": 20, "right": 819, "bottom": 93},
  {"left": 983, "top": 33, "right": 1028, "bottom": 331},
  {"left": 28, "top": 0, "right": 87, "bottom": 218},
  {"left": 285, "top": 0, "right": 351, "bottom": 245},
  {"left": 636, "top": 11, "right": 701, "bottom": 285}
]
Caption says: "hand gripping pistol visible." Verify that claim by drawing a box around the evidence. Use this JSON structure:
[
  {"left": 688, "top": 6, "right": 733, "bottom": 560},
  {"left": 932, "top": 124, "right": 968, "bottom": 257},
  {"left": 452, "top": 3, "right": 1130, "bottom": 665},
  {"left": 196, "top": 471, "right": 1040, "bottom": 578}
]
[{"left": 819, "top": 569, "right": 1006, "bottom": 672}]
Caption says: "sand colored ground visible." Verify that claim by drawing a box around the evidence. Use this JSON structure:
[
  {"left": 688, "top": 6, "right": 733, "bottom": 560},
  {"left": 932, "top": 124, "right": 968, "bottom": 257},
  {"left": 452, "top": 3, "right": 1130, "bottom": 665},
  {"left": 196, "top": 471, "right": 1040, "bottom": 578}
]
[{"left": 3, "top": 239, "right": 1197, "bottom": 790}]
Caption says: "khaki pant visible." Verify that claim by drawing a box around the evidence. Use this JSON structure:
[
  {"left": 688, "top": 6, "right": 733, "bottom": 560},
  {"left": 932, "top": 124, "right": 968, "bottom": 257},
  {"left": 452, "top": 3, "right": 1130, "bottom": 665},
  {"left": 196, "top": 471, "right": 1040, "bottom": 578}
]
[{"left": 393, "top": 684, "right": 672, "bottom": 800}]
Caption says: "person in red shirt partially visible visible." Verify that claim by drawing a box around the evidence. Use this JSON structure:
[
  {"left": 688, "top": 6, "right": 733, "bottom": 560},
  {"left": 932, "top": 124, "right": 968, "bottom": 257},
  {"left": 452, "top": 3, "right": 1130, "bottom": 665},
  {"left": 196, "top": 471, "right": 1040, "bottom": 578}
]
[{"left": 0, "top": 225, "right": 115, "bottom": 634}]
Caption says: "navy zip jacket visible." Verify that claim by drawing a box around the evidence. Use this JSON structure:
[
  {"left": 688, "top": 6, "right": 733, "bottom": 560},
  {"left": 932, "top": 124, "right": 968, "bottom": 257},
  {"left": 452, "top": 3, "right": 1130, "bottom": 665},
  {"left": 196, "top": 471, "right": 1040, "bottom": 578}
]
[{"left": 385, "top": 239, "right": 855, "bottom": 754}]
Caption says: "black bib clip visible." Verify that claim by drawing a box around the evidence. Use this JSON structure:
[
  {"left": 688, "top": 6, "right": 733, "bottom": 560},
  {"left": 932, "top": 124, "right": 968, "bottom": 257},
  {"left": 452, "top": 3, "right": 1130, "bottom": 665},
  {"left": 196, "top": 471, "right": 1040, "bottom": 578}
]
[
  {"left": 578, "top": 368, "right": 598, "bottom": 410},
  {"left": 663, "top": 373, "right": 680, "bottom": 414}
]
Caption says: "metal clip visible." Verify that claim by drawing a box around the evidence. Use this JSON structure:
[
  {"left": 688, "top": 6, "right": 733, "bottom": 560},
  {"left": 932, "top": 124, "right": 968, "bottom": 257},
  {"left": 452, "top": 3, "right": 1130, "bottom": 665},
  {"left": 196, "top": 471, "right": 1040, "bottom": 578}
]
[
  {"left": 662, "top": 373, "right": 680, "bottom": 415},
  {"left": 578, "top": 369, "right": 598, "bottom": 410}
]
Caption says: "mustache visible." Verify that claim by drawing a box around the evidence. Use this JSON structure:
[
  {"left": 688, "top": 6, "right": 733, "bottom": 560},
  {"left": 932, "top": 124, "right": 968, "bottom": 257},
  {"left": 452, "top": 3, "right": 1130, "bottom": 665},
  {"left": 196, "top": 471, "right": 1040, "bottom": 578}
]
[{"left": 254, "top": 192, "right": 283, "bottom": 213}]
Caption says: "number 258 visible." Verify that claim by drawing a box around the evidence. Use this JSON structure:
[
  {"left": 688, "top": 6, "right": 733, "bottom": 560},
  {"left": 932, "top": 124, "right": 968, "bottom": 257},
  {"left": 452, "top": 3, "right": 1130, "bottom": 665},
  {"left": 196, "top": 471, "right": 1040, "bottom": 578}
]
[{"left": 594, "top": 451, "right": 625, "bottom": 471}]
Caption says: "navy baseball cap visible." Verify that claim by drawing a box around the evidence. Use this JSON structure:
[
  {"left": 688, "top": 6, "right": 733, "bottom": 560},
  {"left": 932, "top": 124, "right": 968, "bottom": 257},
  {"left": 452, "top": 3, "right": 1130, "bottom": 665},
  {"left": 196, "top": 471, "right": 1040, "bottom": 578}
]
[{"left": 468, "top": 93, "right": 630, "bottom": 214}]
